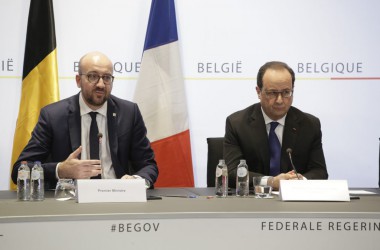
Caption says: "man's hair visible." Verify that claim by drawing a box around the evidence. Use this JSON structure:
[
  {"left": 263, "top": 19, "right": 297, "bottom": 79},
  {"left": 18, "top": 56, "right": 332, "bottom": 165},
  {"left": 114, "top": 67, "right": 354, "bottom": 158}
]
[{"left": 256, "top": 61, "right": 295, "bottom": 89}]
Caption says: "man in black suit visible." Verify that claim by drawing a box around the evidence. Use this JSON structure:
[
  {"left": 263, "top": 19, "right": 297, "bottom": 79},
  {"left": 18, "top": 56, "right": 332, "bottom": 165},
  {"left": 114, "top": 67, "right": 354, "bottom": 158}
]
[
  {"left": 12, "top": 51, "right": 158, "bottom": 189},
  {"left": 224, "top": 61, "right": 328, "bottom": 190}
]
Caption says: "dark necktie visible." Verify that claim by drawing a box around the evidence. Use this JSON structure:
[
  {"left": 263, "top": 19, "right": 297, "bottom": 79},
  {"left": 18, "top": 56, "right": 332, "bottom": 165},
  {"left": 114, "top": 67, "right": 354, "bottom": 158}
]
[
  {"left": 89, "top": 112, "right": 99, "bottom": 160},
  {"left": 269, "top": 121, "right": 281, "bottom": 176},
  {"left": 89, "top": 112, "right": 101, "bottom": 179}
]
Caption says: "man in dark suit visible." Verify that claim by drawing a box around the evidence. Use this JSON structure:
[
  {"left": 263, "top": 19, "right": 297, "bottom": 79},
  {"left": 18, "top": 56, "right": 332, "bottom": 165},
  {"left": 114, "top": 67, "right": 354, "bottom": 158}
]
[
  {"left": 12, "top": 51, "right": 158, "bottom": 189},
  {"left": 224, "top": 61, "right": 328, "bottom": 190}
]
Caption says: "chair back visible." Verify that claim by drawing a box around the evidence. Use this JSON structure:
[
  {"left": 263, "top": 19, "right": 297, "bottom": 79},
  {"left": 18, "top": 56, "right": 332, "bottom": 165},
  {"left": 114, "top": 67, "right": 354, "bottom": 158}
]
[{"left": 207, "top": 137, "right": 224, "bottom": 187}]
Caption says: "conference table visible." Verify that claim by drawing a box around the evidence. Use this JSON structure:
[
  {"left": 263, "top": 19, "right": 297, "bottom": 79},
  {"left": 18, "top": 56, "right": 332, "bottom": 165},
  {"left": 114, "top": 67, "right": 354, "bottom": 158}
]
[{"left": 1, "top": 188, "right": 379, "bottom": 250}]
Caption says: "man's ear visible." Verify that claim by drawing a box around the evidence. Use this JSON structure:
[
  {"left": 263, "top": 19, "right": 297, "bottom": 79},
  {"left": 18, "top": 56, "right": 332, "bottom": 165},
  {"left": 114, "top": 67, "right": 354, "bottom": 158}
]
[
  {"left": 256, "top": 86, "right": 261, "bottom": 99},
  {"left": 75, "top": 75, "right": 81, "bottom": 88}
]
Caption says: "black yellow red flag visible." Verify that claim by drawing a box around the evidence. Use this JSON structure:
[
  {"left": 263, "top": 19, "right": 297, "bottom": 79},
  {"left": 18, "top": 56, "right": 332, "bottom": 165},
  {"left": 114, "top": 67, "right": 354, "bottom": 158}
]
[{"left": 10, "top": 0, "right": 59, "bottom": 190}]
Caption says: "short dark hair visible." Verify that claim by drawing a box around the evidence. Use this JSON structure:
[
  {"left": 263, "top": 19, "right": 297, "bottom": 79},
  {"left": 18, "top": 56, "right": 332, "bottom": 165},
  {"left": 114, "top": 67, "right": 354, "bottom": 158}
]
[{"left": 257, "top": 61, "right": 295, "bottom": 89}]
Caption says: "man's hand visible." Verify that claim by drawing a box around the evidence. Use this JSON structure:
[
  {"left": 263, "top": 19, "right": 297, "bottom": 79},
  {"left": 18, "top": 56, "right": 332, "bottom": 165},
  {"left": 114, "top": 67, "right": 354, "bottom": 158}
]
[
  {"left": 121, "top": 174, "right": 150, "bottom": 189},
  {"left": 270, "top": 171, "right": 304, "bottom": 190},
  {"left": 287, "top": 170, "right": 304, "bottom": 180},
  {"left": 57, "top": 146, "right": 102, "bottom": 179},
  {"left": 121, "top": 174, "right": 136, "bottom": 180}
]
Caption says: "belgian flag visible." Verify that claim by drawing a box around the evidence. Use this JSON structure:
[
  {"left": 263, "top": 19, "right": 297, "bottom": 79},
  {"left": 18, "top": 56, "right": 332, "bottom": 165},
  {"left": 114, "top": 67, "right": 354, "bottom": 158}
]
[{"left": 10, "top": 0, "right": 59, "bottom": 190}]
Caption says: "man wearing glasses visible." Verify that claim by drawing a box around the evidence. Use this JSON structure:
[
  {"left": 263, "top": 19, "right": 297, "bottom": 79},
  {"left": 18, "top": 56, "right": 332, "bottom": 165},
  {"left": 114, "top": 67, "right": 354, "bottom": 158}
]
[
  {"left": 12, "top": 51, "right": 158, "bottom": 189},
  {"left": 224, "top": 61, "right": 328, "bottom": 190}
]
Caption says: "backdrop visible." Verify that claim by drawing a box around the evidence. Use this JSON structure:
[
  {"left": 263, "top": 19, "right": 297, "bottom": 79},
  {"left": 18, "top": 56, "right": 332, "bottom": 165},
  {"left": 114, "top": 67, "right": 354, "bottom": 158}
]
[{"left": 1, "top": 0, "right": 379, "bottom": 190}]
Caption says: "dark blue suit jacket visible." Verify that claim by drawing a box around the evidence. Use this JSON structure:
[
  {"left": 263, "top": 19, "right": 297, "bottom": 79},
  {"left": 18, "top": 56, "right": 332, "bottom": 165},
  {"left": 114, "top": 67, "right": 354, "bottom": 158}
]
[
  {"left": 11, "top": 93, "right": 158, "bottom": 189},
  {"left": 224, "top": 103, "right": 328, "bottom": 187}
]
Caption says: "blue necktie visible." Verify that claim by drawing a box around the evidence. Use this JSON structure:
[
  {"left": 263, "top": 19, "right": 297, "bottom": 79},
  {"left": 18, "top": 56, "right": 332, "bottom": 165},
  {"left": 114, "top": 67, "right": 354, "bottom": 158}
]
[{"left": 269, "top": 122, "right": 281, "bottom": 176}]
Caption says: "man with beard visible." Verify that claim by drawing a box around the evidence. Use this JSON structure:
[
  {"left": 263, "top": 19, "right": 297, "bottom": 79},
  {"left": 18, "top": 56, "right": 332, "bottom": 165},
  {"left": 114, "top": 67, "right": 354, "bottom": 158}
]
[{"left": 11, "top": 51, "right": 158, "bottom": 189}]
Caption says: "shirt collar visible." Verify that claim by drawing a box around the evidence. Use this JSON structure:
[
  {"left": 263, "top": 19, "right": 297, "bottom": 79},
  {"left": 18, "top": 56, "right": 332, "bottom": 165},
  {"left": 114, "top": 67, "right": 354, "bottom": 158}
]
[
  {"left": 79, "top": 92, "right": 107, "bottom": 117},
  {"left": 261, "top": 107, "right": 287, "bottom": 126}
]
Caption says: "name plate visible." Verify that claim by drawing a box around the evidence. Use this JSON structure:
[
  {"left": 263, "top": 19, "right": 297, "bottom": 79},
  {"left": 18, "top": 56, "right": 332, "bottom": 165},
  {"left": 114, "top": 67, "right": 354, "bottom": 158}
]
[
  {"left": 76, "top": 179, "right": 147, "bottom": 203},
  {"left": 279, "top": 180, "right": 350, "bottom": 201}
]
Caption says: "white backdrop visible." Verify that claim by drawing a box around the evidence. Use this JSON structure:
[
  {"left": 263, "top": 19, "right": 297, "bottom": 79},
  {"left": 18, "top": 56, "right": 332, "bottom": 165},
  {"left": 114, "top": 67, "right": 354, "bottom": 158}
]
[{"left": 1, "top": 0, "right": 380, "bottom": 190}]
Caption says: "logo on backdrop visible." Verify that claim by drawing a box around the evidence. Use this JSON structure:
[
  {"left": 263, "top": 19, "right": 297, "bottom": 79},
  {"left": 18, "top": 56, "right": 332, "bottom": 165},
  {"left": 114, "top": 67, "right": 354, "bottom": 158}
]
[
  {"left": 297, "top": 62, "right": 363, "bottom": 74},
  {"left": 197, "top": 61, "right": 243, "bottom": 74},
  {"left": 194, "top": 60, "right": 369, "bottom": 78},
  {"left": 0, "top": 58, "right": 14, "bottom": 72},
  {"left": 73, "top": 61, "right": 141, "bottom": 74},
  {"left": 0, "top": 58, "right": 372, "bottom": 79},
  {"left": 0, "top": 58, "right": 142, "bottom": 78}
]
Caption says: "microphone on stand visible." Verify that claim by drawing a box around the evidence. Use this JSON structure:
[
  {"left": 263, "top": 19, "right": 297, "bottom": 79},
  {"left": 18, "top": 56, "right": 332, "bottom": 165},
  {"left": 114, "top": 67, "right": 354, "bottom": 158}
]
[
  {"left": 286, "top": 148, "right": 300, "bottom": 180},
  {"left": 97, "top": 133, "right": 103, "bottom": 178}
]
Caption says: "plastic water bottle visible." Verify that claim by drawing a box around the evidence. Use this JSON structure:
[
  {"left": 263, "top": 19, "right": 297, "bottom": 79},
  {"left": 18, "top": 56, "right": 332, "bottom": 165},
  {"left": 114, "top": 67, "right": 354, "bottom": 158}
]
[
  {"left": 215, "top": 159, "right": 228, "bottom": 197},
  {"left": 30, "top": 161, "right": 44, "bottom": 201},
  {"left": 17, "top": 161, "right": 30, "bottom": 201},
  {"left": 236, "top": 159, "right": 249, "bottom": 197}
]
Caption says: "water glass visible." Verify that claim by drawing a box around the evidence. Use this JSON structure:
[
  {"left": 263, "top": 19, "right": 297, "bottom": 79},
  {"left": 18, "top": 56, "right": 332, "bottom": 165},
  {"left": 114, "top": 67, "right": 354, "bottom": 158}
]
[
  {"left": 55, "top": 179, "right": 76, "bottom": 201},
  {"left": 253, "top": 176, "right": 273, "bottom": 198}
]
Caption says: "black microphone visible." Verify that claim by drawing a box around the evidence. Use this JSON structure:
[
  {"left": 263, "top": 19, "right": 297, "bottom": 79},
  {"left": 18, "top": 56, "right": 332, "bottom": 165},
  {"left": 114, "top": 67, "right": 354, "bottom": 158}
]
[
  {"left": 97, "top": 133, "right": 103, "bottom": 143},
  {"left": 286, "top": 148, "right": 300, "bottom": 180}
]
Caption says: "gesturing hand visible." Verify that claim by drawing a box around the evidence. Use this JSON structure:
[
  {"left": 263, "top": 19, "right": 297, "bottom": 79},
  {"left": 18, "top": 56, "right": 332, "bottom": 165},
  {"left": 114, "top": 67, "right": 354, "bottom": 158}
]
[{"left": 57, "top": 146, "right": 102, "bottom": 179}]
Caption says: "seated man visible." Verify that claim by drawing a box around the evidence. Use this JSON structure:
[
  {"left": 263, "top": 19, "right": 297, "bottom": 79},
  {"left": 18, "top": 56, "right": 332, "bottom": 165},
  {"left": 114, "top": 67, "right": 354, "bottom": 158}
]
[
  {"left": 12, "top": 51, "right": 158, "bottom": 189},
  {"left": 224, "top": 61, "right": 328, "bottom": 190}
]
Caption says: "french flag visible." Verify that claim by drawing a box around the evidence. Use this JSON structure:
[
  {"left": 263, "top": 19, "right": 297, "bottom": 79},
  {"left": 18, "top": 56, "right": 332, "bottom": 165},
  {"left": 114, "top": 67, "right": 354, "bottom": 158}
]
[{"left": 134, "top": 0, "right": 195, "bottom": 187}]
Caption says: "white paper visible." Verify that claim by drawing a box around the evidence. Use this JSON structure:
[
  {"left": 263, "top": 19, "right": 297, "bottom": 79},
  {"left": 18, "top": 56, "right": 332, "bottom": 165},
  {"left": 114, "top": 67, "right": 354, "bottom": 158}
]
[
  {"left": 76, "top": 179, "right": 147, "bottom": 203},
  {"left": 279, "top": 180, "right": 350, "bottom": 201}
]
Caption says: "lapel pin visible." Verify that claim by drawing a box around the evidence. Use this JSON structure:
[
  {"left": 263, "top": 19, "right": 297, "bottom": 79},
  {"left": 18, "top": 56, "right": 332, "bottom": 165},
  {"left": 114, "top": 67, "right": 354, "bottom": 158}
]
[{"left": 113, "top": 113, "right": 116, "bottom": 117}]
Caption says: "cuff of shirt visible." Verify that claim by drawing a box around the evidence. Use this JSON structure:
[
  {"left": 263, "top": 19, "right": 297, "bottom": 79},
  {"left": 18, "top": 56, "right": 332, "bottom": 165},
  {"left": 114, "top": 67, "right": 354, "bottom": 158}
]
[
  {"left": 132, "top": 175, "right": 150, "bottom": 189},
  {"left": 55, "top": 162, "right": 62, "bottom": 179}
]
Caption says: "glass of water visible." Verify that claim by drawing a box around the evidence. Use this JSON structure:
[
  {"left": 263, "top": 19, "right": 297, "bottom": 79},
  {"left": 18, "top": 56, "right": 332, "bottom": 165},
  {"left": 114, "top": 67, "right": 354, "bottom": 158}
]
[
  {"left": 253, "top": 176, "right": 273, "bottom": 198},
  {"left": 55, "top": 179, "right": 76, "bottom": 201}
]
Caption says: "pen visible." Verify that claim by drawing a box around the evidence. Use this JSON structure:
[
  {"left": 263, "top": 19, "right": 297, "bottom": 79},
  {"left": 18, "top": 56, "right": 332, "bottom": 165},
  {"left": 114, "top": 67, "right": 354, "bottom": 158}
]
[
  {"left": 350, "top": 196, "right": 360, "bottom": 200},
  {"left": 164, "top": 195, "right": 198, "bottom": 198},
  {"left": 147, "top": 196, "right": 162, "bottom": 200}
]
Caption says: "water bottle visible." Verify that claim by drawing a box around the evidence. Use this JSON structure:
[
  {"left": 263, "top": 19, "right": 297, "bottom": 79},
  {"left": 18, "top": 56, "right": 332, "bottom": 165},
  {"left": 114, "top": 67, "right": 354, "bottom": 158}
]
[
  {"left": 215, "top": 159, "right": 228, "bottom": 197},
  {"left": 30, "top": 161, "right": 44, "bottom": 201},
  {"left": 236, "top": 159, "right": 249, "bottom": 197},
  {"left": 17, "top": 161, "right": 30, "bottom": 201}
]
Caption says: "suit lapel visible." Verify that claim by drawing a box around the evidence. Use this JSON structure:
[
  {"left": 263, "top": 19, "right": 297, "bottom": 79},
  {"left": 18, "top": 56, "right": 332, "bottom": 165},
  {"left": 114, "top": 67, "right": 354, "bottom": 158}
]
[
  {"left": 281, "top": 107, "right": 300, "bottom": 172},
  {"left": 249, "top": 104, "right": 270, "bottom": 174},
  {"left": 107, "top": 98, "right": 120, "bottom": 176},
  {"left": 282, "top": 108, "right": 299, "bottom": 151},
  {"left": 68, "top": 94, "right": 81, "bottom": 151}
]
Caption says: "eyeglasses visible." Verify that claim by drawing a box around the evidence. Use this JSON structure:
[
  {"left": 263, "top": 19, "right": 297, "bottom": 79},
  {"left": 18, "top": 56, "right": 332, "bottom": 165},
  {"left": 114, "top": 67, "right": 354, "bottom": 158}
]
[
  {"left": 80, "top": 73, "right": 114, "bottom": 85},
  {"left": 263, "top": 89, "right": 293, "bottom": 99}
]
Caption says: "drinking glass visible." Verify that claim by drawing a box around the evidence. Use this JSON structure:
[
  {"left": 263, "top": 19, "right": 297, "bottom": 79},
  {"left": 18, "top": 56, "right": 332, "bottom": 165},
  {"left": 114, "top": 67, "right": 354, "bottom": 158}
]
[
  {"left": 253, "top": 176, "right": 273, "bottom": 198},
  {"left": 55, "top": 179, "right": 76, "bottom": 201}
]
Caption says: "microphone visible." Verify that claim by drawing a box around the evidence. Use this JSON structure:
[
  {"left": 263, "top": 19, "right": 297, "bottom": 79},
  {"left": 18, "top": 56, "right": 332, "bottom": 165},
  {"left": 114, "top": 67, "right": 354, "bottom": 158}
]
[
  {"left": 97, "top": 133, "right": 103, "bottom": 159},
  {"left": 97, "top": 133, "right": 103, "bottom": 178},
  {"left": 286, "top": 148, "right": 300, "bottom": 180},
  {"left": 97, "top": 133, "right": 103, "bottom": 144}
]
